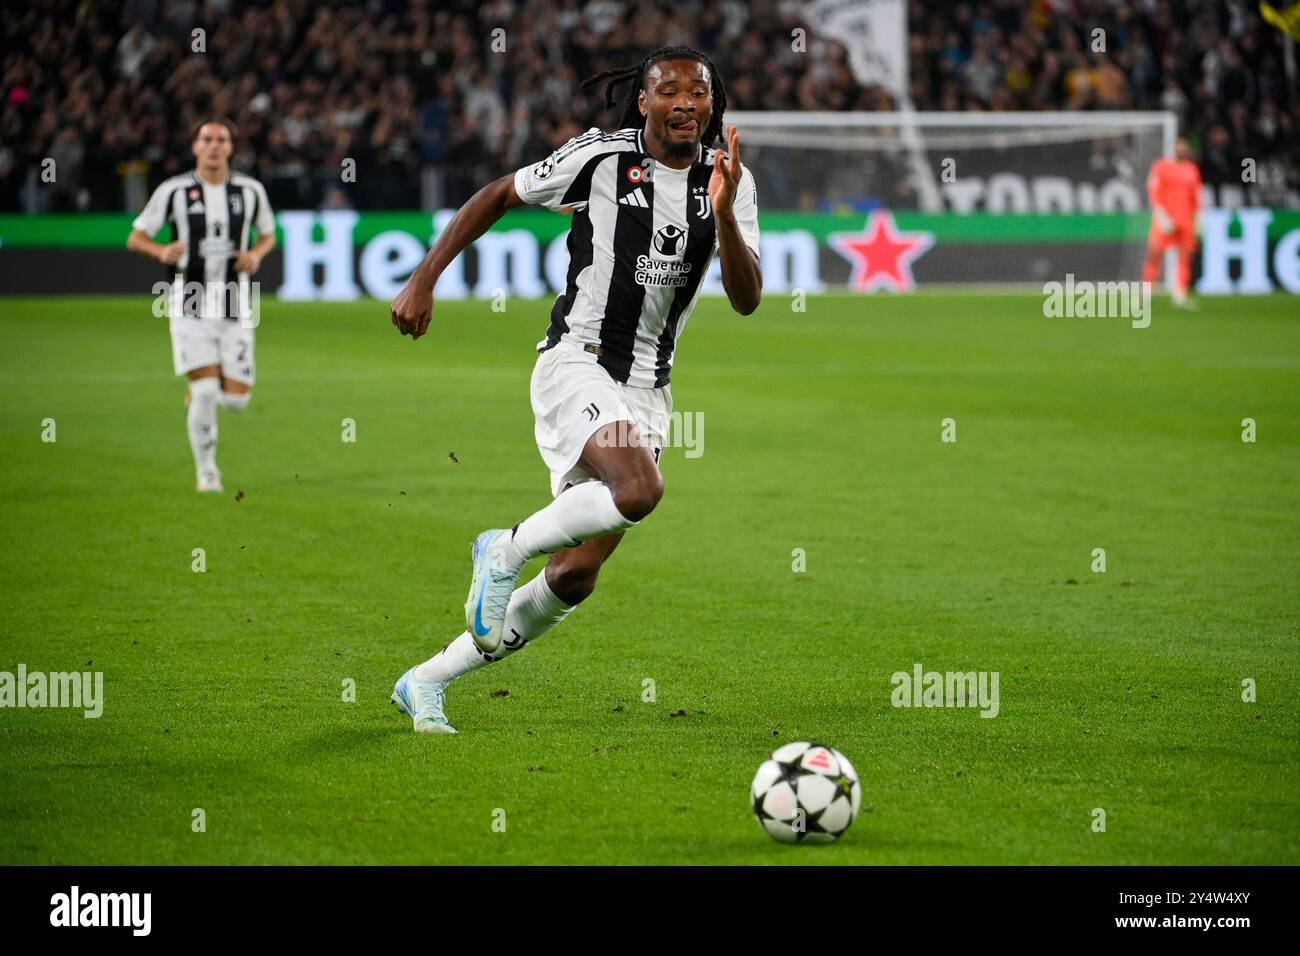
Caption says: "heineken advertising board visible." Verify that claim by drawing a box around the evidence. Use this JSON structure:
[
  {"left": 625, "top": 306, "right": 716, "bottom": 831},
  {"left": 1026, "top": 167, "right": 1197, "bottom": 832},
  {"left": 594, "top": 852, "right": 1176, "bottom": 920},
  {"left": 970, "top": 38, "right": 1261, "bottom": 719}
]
[{"left": 1, "top": 209, "right": 1297, "bottom": 296}]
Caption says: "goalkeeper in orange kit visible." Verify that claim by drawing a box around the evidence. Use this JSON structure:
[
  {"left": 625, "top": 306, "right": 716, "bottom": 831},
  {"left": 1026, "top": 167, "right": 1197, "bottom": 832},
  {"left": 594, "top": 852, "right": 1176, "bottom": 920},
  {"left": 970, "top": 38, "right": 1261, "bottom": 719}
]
[{"left": 1142, "top": 137, "right": 1202, "bottom": 308}]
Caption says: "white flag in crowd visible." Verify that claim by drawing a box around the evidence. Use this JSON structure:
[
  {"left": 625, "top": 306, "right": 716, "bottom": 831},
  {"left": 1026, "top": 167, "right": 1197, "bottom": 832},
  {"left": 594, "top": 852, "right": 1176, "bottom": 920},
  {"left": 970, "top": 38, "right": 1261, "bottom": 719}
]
[{"left": 803, "top": 0, "right": 910, "bottom": 99}]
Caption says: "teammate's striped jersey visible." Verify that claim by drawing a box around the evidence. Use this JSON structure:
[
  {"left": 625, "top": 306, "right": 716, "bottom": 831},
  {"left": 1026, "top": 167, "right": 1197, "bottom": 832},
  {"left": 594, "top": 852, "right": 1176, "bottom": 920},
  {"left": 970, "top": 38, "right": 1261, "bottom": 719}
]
[
  {"left": 132, "top": 170, "right": 275, "bottom": 319},
  {"left": 514, "top": 127, "right": 760, "bottom": 388}
]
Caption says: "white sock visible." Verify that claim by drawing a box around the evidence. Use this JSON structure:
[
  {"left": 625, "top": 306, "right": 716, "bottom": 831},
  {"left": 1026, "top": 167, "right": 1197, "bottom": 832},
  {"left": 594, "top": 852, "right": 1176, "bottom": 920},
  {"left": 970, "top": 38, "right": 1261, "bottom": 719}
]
[
  {"left": 187, "top": 377, "right": 220, "bottom": 476},
  {"left": 218, "top": 390, "right": 251, "bottom": 411},
  {"left": 414, "top": 572, "right": 575, "bottom": 683},
  {"left": 496, "top": 571, "right": 575, "bottom": 658},
  {"left": 503, "top": 481, "right": 636, "bottom": 565}
]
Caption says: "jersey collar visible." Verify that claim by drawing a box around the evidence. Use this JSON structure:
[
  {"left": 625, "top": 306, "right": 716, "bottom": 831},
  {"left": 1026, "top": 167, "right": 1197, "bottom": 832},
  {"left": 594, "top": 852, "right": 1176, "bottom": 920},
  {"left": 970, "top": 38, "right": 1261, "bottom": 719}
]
[
  {"left": 192, "top": 168, "right": 231, "bottom": 188},
  {"left": 636, "top": 128, "right": 706, "bottom": 165}
]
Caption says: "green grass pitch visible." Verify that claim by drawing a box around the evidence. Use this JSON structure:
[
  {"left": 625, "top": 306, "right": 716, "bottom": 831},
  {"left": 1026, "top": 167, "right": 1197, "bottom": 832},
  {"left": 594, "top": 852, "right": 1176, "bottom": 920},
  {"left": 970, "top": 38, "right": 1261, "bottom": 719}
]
[{"left": 1, "top": 291, "right": 1297, "bottom": 865}]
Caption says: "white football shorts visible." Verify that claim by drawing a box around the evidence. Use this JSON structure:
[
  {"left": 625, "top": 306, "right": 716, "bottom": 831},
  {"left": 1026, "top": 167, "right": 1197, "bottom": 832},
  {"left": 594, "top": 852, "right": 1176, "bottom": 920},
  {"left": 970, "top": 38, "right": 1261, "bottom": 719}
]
[
  {"left": 170, "top": 317, "right": 255, "bottom": 385},
  {"left": 530, "top": 341, "right": 671, "bottom": 497}
]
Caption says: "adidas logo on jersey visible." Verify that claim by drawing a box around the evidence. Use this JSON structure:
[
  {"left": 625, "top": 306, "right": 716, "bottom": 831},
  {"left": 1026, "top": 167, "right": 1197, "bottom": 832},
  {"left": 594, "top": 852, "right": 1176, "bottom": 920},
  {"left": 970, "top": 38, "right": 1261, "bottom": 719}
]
[
  {"left": 188, "top": 200, "right": 205, "bottom": 214},
  {"left": 618, "top": 188, "right": 649, "bottom": 208}
]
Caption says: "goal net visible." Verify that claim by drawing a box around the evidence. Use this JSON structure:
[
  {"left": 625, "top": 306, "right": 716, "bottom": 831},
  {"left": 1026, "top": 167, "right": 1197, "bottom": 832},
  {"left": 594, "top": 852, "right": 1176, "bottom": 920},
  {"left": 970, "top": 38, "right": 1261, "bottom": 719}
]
[{"left": 727, "top": 111, "right": 1176, "bottom": 290}]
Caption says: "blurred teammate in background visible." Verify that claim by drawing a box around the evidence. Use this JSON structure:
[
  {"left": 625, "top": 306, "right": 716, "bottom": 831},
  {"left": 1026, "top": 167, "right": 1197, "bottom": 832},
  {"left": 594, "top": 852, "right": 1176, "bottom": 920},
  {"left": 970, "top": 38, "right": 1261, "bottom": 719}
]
[
  {"left": 1142, "top": 137, "right": 1202, "bottom": 309},
  {"left": 127, "top": 119, "right": 275, "bottom": 493}
]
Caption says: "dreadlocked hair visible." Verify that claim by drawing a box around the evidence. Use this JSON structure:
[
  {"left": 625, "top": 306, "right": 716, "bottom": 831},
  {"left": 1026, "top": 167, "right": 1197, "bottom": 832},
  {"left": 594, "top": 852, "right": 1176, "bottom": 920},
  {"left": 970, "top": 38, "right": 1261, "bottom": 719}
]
[{"left": 578, "top": 46, "right": 727, "bottom": 148}]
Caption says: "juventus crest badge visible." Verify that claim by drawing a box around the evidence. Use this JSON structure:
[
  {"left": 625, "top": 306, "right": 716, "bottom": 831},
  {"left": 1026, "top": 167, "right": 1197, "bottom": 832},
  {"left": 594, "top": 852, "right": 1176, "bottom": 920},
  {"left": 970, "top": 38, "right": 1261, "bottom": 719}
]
[{"left": 692, "top": 184, "right": 711, "bottom": 220}]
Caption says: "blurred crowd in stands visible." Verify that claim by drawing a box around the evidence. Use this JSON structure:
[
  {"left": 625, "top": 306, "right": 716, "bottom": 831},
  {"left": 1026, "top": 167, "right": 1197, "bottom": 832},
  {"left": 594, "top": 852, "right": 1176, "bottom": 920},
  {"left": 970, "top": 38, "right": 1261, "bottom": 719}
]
[{"left": 1, "top": 0, "right": 1295, "bottom": 213}]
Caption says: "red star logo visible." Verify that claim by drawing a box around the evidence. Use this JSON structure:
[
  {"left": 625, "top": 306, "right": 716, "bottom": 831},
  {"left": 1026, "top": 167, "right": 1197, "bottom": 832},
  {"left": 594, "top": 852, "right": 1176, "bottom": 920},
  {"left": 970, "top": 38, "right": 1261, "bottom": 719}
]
[{"left": 829, "top": 211, "right": 934, "bottom": 292}]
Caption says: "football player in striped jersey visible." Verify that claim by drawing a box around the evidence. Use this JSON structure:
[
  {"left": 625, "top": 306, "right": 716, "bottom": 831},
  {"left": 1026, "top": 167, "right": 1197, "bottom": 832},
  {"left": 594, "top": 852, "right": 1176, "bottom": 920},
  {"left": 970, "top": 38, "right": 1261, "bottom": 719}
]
[{"left": 389, "top": 48, "right": 761, "bottom": 734}]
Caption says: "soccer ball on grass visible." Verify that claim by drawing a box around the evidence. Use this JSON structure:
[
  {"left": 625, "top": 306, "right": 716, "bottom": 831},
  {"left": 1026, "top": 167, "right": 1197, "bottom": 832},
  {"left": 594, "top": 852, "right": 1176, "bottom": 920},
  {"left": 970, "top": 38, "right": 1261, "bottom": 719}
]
[{"left": 751, "top": 741, "right": 861, "bottom": 844}]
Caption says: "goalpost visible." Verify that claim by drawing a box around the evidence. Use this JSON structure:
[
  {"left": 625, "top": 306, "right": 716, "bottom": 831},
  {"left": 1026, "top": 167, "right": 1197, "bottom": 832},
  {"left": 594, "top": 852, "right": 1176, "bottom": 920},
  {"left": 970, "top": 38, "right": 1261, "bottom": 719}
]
[{"left": 726, "top": 111, "right": 1178, "bottom": 289}]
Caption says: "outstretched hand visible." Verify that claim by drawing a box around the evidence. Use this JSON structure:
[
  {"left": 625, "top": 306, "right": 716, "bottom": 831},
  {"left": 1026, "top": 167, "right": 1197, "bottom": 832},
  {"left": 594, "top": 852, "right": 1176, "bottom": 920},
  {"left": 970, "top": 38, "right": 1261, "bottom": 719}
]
[{"left": 709, "top": 124, "right": 742, "bottom": 216}]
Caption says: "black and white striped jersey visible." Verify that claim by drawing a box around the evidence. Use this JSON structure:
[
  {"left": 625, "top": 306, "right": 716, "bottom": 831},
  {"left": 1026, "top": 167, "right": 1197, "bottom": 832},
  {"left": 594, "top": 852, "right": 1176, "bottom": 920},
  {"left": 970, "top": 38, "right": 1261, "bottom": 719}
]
[
  {"left": 132, "top": 170, "right": 275, "bottom": 319},
  {"left": 514, "top": 127, "right": 760, "bottom": 388}
]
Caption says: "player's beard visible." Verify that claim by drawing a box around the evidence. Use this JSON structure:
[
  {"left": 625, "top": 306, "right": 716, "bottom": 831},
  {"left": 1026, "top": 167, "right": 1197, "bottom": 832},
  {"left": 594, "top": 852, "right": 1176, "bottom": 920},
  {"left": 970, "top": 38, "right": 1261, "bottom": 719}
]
[{"left": 662, "top": 133, "right": 698, "bottom": 160}]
